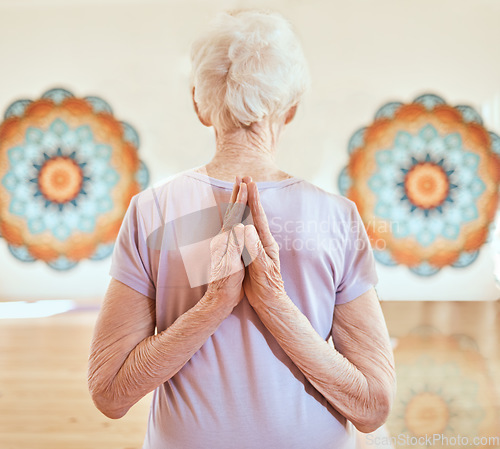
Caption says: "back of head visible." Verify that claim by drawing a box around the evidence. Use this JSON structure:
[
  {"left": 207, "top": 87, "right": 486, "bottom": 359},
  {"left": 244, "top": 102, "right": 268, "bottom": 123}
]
[{"left": 190, "top": 10, "right": 310, "bottom": 130}]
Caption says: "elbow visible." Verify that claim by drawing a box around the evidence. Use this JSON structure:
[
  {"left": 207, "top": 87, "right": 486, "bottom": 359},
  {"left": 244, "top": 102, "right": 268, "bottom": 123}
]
[
  {"left": 99, "top": 403, "right": 129, "bottom": 420},
  {"left": 88, "top": 379, "right": 130, "bottom": 420},
  {"left": 351, "top": 403, "right": 390, "bottom": 433},
  {"left": 105, "top": 409, "right": 128, "bottom": 420},
  {"left": 90, "top": 390, "right": 130, "bottom": 420},
  {"left": 351, "top": 383, "right": 395, "bottom": 434}
]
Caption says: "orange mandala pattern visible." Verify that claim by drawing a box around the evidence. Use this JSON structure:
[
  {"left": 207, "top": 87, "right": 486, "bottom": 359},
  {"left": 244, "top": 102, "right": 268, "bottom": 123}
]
[
  {"left": 338, "top": 94, "right": 500, "bottom": 276},
  {"left": 387, "top": 329, "right": 500, "bottom": 448},
  {"left": 0, "top": 88, "right": 149, "bottom": 270}
]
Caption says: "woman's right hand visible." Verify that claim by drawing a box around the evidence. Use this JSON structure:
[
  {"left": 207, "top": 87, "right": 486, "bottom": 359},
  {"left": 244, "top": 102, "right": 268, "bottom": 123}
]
[{"left": 206, "top": 178, "right": 247, "bottom": 309}]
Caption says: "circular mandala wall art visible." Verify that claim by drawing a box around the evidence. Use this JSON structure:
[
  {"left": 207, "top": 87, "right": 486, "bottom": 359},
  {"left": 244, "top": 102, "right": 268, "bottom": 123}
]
[
  {"left": 387, "top": 329, "right": 499, "bottom": 446},
  {"left": 338, "top": 93, "right": 500, "bottom": 276},
  {"left": 0, "top": 88, "right": 149, "bottom": 270}
]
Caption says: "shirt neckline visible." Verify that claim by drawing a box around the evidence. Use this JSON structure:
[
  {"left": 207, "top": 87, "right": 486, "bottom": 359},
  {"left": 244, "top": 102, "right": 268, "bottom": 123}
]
[{"left": 184, "top": 169, "right": 302, "bottom": 190}]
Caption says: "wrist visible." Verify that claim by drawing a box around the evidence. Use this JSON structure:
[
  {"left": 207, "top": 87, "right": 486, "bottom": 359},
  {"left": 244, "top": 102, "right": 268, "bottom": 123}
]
[
  {"left": 201, "top": 288, "right": 236, "bottom": 316},
  {"left": 252, "top": 289, "right": 289, "bottom": 314}
]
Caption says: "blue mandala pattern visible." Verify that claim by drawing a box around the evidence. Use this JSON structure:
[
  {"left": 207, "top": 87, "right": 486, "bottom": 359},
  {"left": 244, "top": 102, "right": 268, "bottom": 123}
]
[
  {"left": 367, "top": 125, "right": 485, "bottom": 247},
  {"left": 338, "top": 93, "right": 500, "bottom": 276},
  {"left": 0, "top": 88, "right": 149, "bottom": 270}
]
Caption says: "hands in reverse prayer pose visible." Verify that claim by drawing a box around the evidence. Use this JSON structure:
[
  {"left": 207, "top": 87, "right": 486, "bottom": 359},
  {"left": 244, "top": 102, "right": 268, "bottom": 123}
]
[
  {"left": 207, "top": 176, "right": 288, "bottom": 316},
  {"left": 89, "top": 176, "right": 396, "bottom": 434}
]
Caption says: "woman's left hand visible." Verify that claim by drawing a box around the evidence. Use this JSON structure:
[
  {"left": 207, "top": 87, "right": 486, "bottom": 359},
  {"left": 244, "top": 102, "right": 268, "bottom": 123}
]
[{"left": 242, "top": 178, "right": 287, "bottom": 310}]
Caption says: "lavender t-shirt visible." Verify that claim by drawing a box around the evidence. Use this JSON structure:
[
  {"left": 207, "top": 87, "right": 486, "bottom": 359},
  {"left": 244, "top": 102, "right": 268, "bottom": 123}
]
[{"left": 109, "top": 169, "right": 378, "bottom": 449}]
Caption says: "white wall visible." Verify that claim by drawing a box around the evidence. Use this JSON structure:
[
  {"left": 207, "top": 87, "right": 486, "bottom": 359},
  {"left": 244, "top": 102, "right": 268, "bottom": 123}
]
[{"left": 0, "top": 0, "right": 499, "bottom": 301}]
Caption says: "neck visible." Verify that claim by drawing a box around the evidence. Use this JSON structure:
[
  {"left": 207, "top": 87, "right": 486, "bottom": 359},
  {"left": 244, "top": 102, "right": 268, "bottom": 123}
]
[{"left": 200, "top": 120, "right": 290, "bottom": 182}]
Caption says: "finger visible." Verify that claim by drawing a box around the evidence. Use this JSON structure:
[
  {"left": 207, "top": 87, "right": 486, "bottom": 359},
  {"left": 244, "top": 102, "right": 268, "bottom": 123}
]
[
  {"left": 229, "top": 223, "right": 245, "bottom": 257},
  {"left": 223, "top": 176, "right": 241, "bottom": 224},
  {"left": 236, "top": 180, "right": 247, "bottom": 205},
  {"left": 244, "top": 224, "right": 266, "bottom": 267},
  {"left": 247, "top": 181, "right": 274, "bottom": 250},
  {"left": 209, "top": 224, "right": 244, "bottom": 283},
  {"left": 222, "top": 177, "right": 242, "bottom": 227},
  {"left": 222, "top": 182, "right": 247, "bottom": 232},
  {"left": 229, "top": 176, "right": 241, "bottom": 205},
  {"left": 240, "top": 176, "right": 252, "bottom": 223}
]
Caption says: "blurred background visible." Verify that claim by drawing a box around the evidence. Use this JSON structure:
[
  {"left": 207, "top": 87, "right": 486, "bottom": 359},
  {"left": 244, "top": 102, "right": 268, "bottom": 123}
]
[{"left": 0, "top": 0, "right": 499, "bottom": 448}]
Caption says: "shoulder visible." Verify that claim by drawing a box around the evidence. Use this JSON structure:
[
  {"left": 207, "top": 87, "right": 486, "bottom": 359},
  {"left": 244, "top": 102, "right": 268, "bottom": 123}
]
[
  {"left": 292, "top": 178, "right": 358, "bottom": 217},
  {"left": 132, "top": 169, "right": 195, "bottom": 211},
  {"left": 127, "top": 168, "right": 216, "bottom": 229}
]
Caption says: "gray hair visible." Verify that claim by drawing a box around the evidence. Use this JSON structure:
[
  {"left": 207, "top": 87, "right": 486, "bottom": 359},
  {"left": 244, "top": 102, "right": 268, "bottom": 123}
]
[{"left": 190, "top": 10, "right": 310, "bottom": 130}]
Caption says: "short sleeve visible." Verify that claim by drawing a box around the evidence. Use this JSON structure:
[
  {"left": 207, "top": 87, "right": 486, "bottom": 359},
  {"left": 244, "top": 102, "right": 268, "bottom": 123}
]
[
  {"left": 335, "top": 201, "right": 378, "bottom": 305},
  {"left": 109, "top": 195, "right": 156, "bottom": 299}
]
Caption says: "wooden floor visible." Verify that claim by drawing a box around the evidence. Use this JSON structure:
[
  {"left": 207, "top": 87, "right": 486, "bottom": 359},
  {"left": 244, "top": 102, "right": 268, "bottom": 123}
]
[
  {"left": 380, "top": 301, "right": 500, "bottom": 448},
  {"left": 0, "top": 300, "right": 499, "bottom": 449},
  {"left": 0, "top": 308, "right": 152, "bottom": 449}
]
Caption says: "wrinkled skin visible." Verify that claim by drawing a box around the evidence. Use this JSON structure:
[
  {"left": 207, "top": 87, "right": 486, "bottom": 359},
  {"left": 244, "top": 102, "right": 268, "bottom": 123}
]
[
  {"left": 89, "top": 177, "right": 395, "bottom": 435},
  {"left": 241, "top": 177, "right": 287, "bottom": 308},
  {"left": 208, "top": 175, "right": 287, "bottom": 311},
  {"left": 235, "top": 177, "right": 396, "bottom": 434},
  {"left": 206, "top": 176, "right": 247, "bottom": 306}
]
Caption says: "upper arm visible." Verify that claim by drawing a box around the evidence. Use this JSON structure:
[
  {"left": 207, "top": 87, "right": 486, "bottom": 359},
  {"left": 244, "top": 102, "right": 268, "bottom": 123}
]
[
  {"left": 335, "top": 201, "right": 378, "bottom": 305},
  {"left": 109, "top": 194, "right": 156, "bottom": 300},
  {"left": 88, "top": 278, "right": 156, "bottom": 393},
  {"left": 332, "top": 287, "right": 395, "bottom": 389}
]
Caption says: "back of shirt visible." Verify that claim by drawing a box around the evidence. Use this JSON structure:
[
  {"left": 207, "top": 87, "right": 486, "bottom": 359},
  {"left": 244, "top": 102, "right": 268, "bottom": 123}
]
[{"left": 109, "top": 169, "right": 378, "bottom": 449}]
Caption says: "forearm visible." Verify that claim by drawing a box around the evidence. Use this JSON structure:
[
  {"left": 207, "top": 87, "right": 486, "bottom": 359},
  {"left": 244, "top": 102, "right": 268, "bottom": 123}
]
[
  {"left": 252, "top": 294, "right": 394, "bottom": 433},
  {"left": 88, "top": 291, "right": 232, "bottom": 419}
]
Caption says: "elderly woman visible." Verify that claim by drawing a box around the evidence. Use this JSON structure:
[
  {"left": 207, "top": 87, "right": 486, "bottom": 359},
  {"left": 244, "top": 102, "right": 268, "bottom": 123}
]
[{"left": 88, "top": 9, "right": 396, "bottom": 449}]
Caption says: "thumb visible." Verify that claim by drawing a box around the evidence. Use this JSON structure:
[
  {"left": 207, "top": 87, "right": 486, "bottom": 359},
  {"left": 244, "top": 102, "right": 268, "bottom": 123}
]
[
  {"left": 228, "top": 223, "right": 245, "bottom": 257},
  {"left": 243, "top": 224, "right": 266, "bottom": 267}
]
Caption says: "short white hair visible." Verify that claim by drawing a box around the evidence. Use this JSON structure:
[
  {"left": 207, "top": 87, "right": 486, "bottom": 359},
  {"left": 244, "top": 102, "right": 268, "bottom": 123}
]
[{"left": 190, "top": 10, "right": 310, "bottom": 130}]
